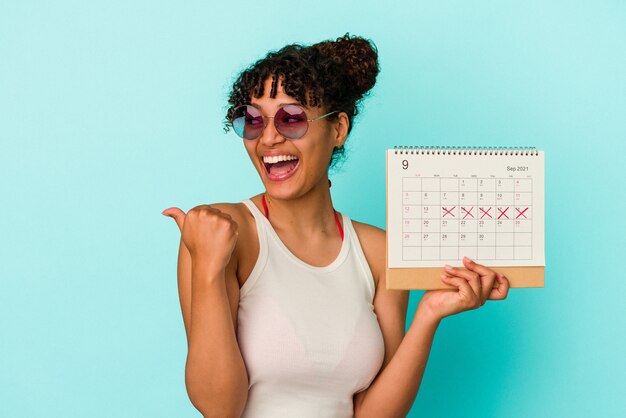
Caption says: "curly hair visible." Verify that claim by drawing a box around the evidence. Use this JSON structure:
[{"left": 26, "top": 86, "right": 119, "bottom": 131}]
[{"left": 224, "top": 33, "right": 379, "bottom": 170}]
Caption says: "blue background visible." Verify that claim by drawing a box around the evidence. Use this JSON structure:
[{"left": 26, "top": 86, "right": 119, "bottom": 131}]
[{"left": 1, "top": 1, "right": 625, "bottom": 417}]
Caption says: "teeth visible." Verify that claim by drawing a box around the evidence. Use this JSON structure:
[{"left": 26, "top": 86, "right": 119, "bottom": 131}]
[{"left": 262, "top": 155, "right": 299, "bottom": 164}]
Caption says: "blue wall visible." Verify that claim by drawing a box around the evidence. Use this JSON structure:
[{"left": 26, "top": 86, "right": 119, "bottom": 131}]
[{"left": 1, "top": 1, "right": 624, "bottom": 417}]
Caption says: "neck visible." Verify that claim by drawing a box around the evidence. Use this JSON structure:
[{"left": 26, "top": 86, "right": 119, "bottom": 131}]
[{"left": 261, "top": 176, "right": 338, "bottom": 235}]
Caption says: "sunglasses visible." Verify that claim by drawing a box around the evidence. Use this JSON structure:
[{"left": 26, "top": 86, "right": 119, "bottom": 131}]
[{"left": 230, "top": 104, "right": 338, "bottom": 140}]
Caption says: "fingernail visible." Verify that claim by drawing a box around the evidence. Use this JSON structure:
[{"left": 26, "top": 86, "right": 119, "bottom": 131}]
[
  {"left": 463, "top": 256, "right": 473, "bottom": 263},
  {"left": 444, "top": 264, "right": 453, "bottom": 271},
  {"left": 440, "top": 274, "right": 448, "bottom": 279}
]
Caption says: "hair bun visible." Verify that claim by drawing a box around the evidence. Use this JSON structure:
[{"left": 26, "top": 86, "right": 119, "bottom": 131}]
[{"left": 313, "top": 33, "right": 379, "bottom": 98}]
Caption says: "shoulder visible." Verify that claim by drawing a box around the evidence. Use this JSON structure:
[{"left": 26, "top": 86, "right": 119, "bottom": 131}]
[
  {"left": 350, "top": 219, "right": 386, "bottom": 248},
  {"left": 203, "top": 200, "right": 257, "bottom": 245},
  {"left": 200, "top": 201, "right": 256, "bottom": 232},
  {"left": 350, "top": 218, "right": 385, "bottom": 238},
  {"left": 205, "top": 201, "right": 250, "bottom": 221},
  {"left": 349, "top": 219, "right": 386, "bottom": 288}
]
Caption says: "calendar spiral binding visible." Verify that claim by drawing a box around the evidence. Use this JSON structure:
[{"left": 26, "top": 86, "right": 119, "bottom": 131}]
[{"left": 392, "top": 146, "right": 539, "bottom": 156}]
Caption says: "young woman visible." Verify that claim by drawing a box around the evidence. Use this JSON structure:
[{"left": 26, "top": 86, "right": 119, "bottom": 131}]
[{"left": 162, "top": 34, "right": 510, "bottom": 418}]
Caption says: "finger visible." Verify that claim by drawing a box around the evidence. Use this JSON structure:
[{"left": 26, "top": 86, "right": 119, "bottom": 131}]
[
  {"left": 444, "top": 264, "right": 482, "bottom": 301},
  {"left": 162, "top": 207, "right": 186, "bottom": 232},
  {"left": 488, "top": 274, "right": 506, "bottom": 299},
  {"left": 462, "top": 256, "right": 494, "bottom": 277},
  {"left": 462, "top": 257, "right": 497, "bottom": 305},
  {"left": 488, "top": 273, "right": 510, "bottom": 300},
  {"left": 440, "top": 274, "right": 473, "bottom": 295},
  {"left": 440, "top": 274, "right": 480, "bottom": 309}
]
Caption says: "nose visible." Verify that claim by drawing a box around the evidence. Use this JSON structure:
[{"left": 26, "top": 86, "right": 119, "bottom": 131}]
[{"left": 259, "top": 118, "right": 287, "bottom": 147}]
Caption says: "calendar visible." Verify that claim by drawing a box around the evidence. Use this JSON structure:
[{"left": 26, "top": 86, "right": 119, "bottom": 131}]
[{"left": 387, "top": 147, "right": 545, "bottom": 270}]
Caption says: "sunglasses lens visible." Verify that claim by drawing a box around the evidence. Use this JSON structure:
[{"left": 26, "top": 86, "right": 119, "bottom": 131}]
[
  {"left": 275, "top": 105, "right": 308, "bottom": 139},
  {"left": 232, "top": 105, "right": 264, "bottom": 139}
]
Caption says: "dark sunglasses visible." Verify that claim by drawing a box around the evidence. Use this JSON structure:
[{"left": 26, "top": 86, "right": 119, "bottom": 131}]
[{"left": 230, "top": 104, "right": 338, "bottom": 140}]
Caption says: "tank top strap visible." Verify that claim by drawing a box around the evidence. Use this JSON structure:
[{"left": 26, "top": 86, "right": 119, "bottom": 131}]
[
  {"left": 339, "top": 215, "right": 377, "bottom": 301},
  {"left": 241, "top": 198, "right": 266, "bottom": 226},
  {"left": 240, "top": 199, "right": 270, "bottom": 296}
]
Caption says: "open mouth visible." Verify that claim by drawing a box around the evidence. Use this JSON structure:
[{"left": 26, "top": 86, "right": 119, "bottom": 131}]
[{"left": 262, "top": 155, "right": 300, "bottom": 181}]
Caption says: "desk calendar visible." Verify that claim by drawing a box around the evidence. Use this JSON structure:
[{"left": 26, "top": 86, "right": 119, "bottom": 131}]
[{"left": 386, "top": 147, "right": 545, "bottom": 289}]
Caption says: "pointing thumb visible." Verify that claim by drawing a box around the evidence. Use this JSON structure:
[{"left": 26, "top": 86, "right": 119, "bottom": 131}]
[{"left": 161, "top": 207, "right": 186, "bottom": 232}]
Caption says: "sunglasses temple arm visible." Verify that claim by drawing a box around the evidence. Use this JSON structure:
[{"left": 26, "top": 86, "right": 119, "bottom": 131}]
[{"left": 308, "top": 110, "right": 339, "bottom": 121}]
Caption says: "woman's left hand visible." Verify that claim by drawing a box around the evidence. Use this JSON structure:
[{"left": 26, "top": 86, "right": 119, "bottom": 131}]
[{"left": 418, "top": 257, "right": 510, "bottom": 321}]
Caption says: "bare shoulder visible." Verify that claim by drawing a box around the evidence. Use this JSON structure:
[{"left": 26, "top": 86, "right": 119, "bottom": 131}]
[
  {"left": 350, "top": 220, "right": 386, "bottom": 254},
  {"left": 207, "top": 202, "right": 256, "bottom": 249},
  {"left": 205, "top": 202, "right": 251, "bottom": 224},
  {"left": 350, "top": 219, "right": 386, "bottom": 288},
  {"left": 350, "top": 219, "right": 386, "bottom": 245},
  {"left": 204, "top": 202, "right": 256, "bottom": 240},
  {"left": 349, "top": 218, "right": 408, "bottom": 300}
]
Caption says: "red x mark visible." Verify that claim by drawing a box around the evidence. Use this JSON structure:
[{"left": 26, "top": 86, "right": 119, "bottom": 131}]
[
  {"left": 461, "top": 207, "right": 474, "bottom": 219},
  {"left": 516, "top": 207, "right": 529, "bottom": 219},
  {"left": 442, "top": 206, "right": 456, "bottom": 218},
  {"left": 479, "top": 207, "right": 492, "bottom": 219},
  {"left": 497, "top": 207, "right": 510, "bottom": 219}
]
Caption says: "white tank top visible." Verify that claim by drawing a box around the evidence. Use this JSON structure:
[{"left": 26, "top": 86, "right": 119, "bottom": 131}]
[{"left": 237, "top": 199, "right": 385, "bottom": 418}]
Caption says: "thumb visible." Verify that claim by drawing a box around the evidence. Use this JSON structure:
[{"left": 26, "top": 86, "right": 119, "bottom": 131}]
[{"left": 161, "top": 207, "right": 186, "bottom": 232}]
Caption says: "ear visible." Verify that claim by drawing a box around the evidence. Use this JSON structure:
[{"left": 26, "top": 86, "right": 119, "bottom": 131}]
[{"left": 332, "top": 112, "right": 350, "bottom": 147}]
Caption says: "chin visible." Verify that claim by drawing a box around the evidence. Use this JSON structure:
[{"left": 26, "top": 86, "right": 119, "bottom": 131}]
[
  {"left": 258, "top": 159, "right": 302, "bottom": 197},
  {"left": 262, "top": 181, "right": 301, "bottom": 201}
]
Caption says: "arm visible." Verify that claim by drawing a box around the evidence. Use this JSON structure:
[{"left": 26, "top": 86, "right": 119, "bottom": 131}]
[
  {"left": 185, "top": 258, "right": 248, "bottom": 418},
  {"left": 167, "top": 204, "right": 249, "bottom": 418},
  {"left": 352, "top": 225, "right": 509, "bottom": 418}
]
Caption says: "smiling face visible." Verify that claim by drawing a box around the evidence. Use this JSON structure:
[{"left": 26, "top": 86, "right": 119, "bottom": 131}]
[{"left": 242, "top": 77, "right": 348, "bottom": 200}]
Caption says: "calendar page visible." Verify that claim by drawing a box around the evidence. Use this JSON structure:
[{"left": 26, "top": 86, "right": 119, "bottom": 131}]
[{"left": 387, "top": 148, "right": 545, "bottom": 268}]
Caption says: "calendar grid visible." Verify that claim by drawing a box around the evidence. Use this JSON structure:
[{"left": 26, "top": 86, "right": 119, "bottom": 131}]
[{"left": 401, "top": 177, "right": 533, "bottom": 262}]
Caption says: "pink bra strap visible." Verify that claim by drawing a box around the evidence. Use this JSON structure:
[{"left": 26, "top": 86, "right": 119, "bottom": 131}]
[
  {"left": 333, "top": 208, "right": 344, "bottom": 241},
  {"left": 262, "top": 193, "right": 269, "bottom": 218}
]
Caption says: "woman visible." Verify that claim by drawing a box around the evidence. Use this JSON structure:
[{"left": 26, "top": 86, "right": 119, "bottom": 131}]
[{"left": 162, "top": 33, "right": 509, "bottom": 418}]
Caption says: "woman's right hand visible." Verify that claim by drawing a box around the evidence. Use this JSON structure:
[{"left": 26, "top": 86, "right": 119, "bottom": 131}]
[{"left": 162, "top": 205, "right": 239, "bottom": 272}]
